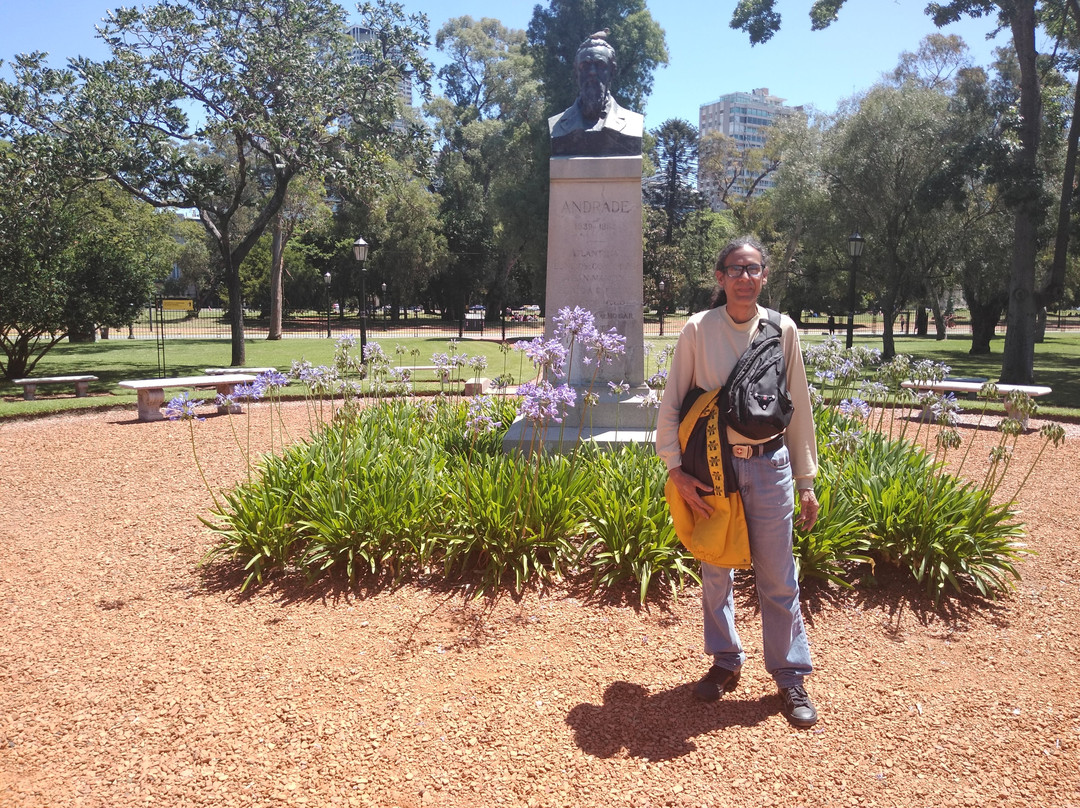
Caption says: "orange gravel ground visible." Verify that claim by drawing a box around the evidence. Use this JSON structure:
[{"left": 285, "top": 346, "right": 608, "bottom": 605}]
[{"left": 1, "top": 401, "right": 1078, "bottom": 808}]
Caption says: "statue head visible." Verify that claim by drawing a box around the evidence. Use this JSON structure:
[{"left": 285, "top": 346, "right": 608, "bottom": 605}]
[{"left": 574, "top": 30, "right": 616, "bottom": 121}]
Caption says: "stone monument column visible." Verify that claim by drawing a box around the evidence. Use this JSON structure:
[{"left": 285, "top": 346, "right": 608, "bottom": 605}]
[
  {"left": 545, "top": 154, "right": 644, "bottom": 387},
  {"left": 504, "top": 30, "right": 653, "bottom": 452}
]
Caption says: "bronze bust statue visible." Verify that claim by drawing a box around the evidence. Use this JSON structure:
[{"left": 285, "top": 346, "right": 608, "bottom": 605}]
[{"left": 549, "top": 31, "right": 644, "bottom": 157}]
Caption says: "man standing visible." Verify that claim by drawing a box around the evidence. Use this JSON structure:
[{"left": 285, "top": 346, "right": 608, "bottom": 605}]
[
  {"left": 548, "top": 30, "right": 643, "bottom": 157},
  {"left": 655, "top": 235, "right": 821, "bottom": 728}
]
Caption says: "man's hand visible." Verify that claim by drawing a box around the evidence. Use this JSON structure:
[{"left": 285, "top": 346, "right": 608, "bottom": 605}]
[
  {"left": 668, "top": 466, "right": 714, "bottom": 519},
  {"left": 796, "top": 488, "right": 819, "bottom": 532}
]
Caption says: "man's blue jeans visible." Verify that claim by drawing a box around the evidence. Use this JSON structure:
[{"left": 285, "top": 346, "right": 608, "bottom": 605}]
[{"left": 700, "top": 444, "right": 813, "bottom": 689}]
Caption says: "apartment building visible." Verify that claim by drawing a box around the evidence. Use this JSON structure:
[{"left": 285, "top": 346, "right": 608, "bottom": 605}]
[
  {"left": 698, "top": 87, "right": 796, "bottom": 208},
  {"left": 348, "top": 25, "right": 414, "bottom": 115}
]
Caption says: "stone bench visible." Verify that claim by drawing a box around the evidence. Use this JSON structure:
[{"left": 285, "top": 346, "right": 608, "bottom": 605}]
[
  {"left": 393, "top": 365, "right": 451, "bottom": 382},
  {"left": 901, "top": 379, "right": 1052, "bottom": 427},
  {"left": 118, "top": 374, "right": 257, "bottom": 422},
  {"left": 13, "top": 375, "right": 98, "bottom": 400},
  {"left": 204, "top": 367, "right": 279, "bottom": 376}
]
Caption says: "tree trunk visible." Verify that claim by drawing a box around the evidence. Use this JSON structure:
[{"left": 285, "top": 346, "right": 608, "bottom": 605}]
[
  {"left": 880, "top": 305, "right": 898, "bottom": 360},
  {"left": 1044, "top": 0, "right": 1080, "bottom": 310},
  {"left": 965, "top": 291, "right": 1004, "bottom": 355},
  {"left": 1000, "top": 0, "right": 1041, "bottom": 384},
  {"left": 226, "top": 257, "right": 246, "bottom": 367},
  {"left": 915, "top": 307, "right": 929, "bottom": 337},
  {"left": 267, "top": 215, "right": 284, "bottom": 341},
  {"left": 929, "top": 297, "right": 946, "bottom": 341},
  {"left": 66, "top": 325, "right": 97, "bottom": 343}
]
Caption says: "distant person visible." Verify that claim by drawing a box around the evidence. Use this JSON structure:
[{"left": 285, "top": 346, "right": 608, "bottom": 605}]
[
  {"left": 548, "top": 30, "right": 643, "bottom": 157},
  {"left": 827, "top": 315, "right": 835, "bottom": 335}
]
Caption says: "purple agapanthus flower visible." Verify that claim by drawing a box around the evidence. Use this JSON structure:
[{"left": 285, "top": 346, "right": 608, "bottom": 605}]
[
  {"left": 516, "top": 381, "right": 577, "bottom": 424},
  {"left": 256, "top": 369, "right": 289, "bottom": 391},
  {"left": 515, "top": 337, "right": 568, "bottom": 378},
  {"left": 826, "top": 426, "right": 864, "bottom": 455},
  {"left": 638, "top": 386, "right": 661, "bottom": 409},
  {"left": 583, "top": 327, "right": 626, "bottom": 366},
  {"left": 289, "top": 359, "right": 313, "bottom": 379},
  {"left": 930, "top": 393, "right": 962, "bottom": 426},
  {"left": 552, "top": 306, "right": 598, "bottom": 343},
  {"left": 231, "top": 382, "right": 262, "bottom": 402},
  {"left": 363, "top": 342, "right": 388, "bottom": 364},
  {"left": 165, "top": 392, "right": 205, "bottom": 421},
  {"left": 838, "top": 397, "right": 872, "bottom": 421},
  {"left": 465, "top": 395, "right": 502, "bottom": 435},
  {"left": 297, "top": 365, "right": 337, "bottom": 393}
]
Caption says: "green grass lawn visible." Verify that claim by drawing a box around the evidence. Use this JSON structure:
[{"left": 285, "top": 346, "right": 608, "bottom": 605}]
[
  {"left": 832, "top": 331, "right": 1080, "bottom": 419},
  {"left": 2, "top": 330, "right": 1078, "bottom": 420},
  {"left": 0, "top": 335, "right": 533, "bottom": 419}
]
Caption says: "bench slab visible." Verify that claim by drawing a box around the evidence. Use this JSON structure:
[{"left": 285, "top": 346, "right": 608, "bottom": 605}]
[
  {"left": 13, "top": 375, "right": 99, "bottom": 400},
  {"left": 902, "top": 380, "right": 1052, "bottom": 397},
  {"left": 902, "top": 379, "right": 1052, "bottom": 426},
  {"left": 118, "top": 374, "right": 257, "bottom": 421},
  {"left": 204, "top": 367, "right": 279, "bottom": 376}
]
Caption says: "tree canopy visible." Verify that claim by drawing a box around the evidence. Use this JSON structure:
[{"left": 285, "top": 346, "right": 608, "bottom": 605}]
[
  {"left": 0, "top": 0, "right": 432, "bottom": 366},
  {"left": 728, "top": 0, "right": 1076, "bottom": 382},
  {"left": 0, "top": 137, "right": 175, "bottom": 379}
]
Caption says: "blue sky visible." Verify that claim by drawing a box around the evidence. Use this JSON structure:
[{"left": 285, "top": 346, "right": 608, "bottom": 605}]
[{"left": 1, "top": 0, "right": 1014, "bottom": 127}]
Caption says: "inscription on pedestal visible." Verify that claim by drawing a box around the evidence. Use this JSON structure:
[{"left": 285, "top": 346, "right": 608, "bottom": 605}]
[{"left": 546, "top": 156, "right": 644, "bottom": 386}]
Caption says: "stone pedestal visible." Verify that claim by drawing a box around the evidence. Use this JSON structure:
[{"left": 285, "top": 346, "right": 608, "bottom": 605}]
[
  {"left": 502, "top": 385, "right": 660, "bottom": 455},
  {"left": 503, "top": 155, "right": 651, "bottom": 454},
  {"left": 544, "top": 155, "right": 644, "bottom": 387}
]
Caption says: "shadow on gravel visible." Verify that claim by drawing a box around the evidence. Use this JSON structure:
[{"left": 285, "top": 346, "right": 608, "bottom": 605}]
[
  {"left": 724, "top": 560, "right": 1011, "bottom": 638},
  {"left": 565, "top": 680, "right": 774, "bottom": 760}
]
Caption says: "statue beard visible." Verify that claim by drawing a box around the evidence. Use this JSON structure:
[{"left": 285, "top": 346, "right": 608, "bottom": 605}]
[{"left": 579, "top": 80, "right": 608, "bottom": 121}]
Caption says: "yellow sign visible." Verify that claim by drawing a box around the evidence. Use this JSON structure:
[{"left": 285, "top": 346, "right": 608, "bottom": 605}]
[{"left": 161, "top": 298, "right": 194, "bottom": 311}]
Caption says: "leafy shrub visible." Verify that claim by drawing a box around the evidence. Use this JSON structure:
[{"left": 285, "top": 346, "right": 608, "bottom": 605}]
[
  {"left": 806, "top": 341, "right": 1061, "bottom": 602},
  {"left": 435, "top": 451, "right": 588, "bottom": 594},
  {"left": 195, "top": 333, "right": 1062, "bottom": 606},
  {"left": 578, "top": 443, "right": 698, "bottom": 603}
]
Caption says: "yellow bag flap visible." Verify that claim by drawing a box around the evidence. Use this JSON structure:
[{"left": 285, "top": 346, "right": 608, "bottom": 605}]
[{"left": 665, "top": 478, "right": 751, "bottom": 570}]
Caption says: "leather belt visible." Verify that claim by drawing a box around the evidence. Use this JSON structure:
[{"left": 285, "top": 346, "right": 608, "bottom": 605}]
[{"left": 730, "top": 435, "right": 785, "bottom": 459}]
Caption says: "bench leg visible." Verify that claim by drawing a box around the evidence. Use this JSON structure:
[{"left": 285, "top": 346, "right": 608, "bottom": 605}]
[
  {"left": 215, "top": 384, "right": 243, "bottom": 414},
  {"left": 463, "top": 378, "right": 492, "bottom": 396},
  {"left": 1003, "top": 401, "right": 1030, "bottom": 430},
  {"left": 74, "top": 381, "right": 90, "bottom": 397},
  {"left": 136, "top": 388, "right": 165, "bottom": 422},
  {"left": 21, "top": 384, "right": 36, "bottom": 401}
]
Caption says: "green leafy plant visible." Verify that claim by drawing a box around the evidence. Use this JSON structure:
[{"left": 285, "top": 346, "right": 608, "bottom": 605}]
[
  {"left": 200, "top": 445, "right": 315, "bottom": 591},
  {"left": 436, "top": 451, "right": 589, "bottom": 596},
  {"left": 578, "top": 444, "right": 699, "bottom": 603}
]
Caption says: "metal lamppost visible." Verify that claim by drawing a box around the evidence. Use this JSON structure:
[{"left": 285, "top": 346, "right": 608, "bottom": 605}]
[
  {"left": 382, "top": 282, "right": 387, "bottom": 325},
  {"left": 846, "top": 231, "right": 865, "bottom": 349},
  {"left": 353, "top": 237, "right": 369, "bottom": 354},
  {"left": 658, "top": 280, "right": 666, "bottom": 337},
  {"left": 323, "top": 272, "right": 332, "bottom": 338}
]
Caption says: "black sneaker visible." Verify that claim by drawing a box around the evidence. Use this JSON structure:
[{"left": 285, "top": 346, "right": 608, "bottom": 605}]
[
  {"left": 778, "top": 685, "right": 818, "bottom": 728},
  {"left": 693, "top": 665, "right": 741, "bottom": 702}
]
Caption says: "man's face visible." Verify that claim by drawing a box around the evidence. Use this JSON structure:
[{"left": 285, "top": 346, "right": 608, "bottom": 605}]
[
  {"left": 575, "top": 47, "right": 613, "bottom": 115},
  {"left": 715, "top": 245, "right": 769, "bottom": 309}
]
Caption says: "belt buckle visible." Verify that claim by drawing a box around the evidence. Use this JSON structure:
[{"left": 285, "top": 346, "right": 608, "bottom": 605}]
[{"left": 731, "top": 444, "right": 752, "bottom": 459}]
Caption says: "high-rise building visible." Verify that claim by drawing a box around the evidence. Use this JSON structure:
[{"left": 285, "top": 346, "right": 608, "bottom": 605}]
[
  {"left": 698, "top": 88, "right": 796, "bottom": 208},
  {"left": 348, "top": 25, "right": 413, "bottom": 112}
]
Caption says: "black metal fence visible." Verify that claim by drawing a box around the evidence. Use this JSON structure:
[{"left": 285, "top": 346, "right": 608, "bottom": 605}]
[{"left": 109, "top": 306, "right": 1080, "bottom": 342}]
